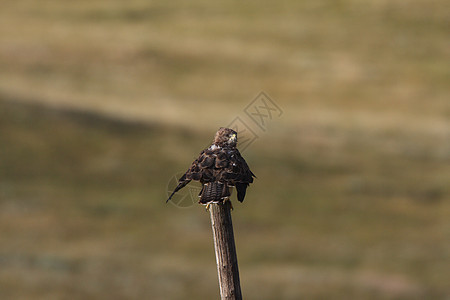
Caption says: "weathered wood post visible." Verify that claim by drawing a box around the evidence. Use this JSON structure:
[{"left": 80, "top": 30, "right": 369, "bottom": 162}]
[{"left": 209, "top": 201, "right": 242, "bottom": 300}]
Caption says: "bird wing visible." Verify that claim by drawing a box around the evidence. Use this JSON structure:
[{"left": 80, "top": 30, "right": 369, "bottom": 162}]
[
  {"left": 221, "top": 148, "right": 255, "bottom": 202},
  {"left": 166, "top": 148, "right": 213, "bottom": 203},
  {"left": 166, "top": 173, "right": 191, "bottom": 203},
  {"left": 166, "top": 147, "right": 255, "bottom": 203}
]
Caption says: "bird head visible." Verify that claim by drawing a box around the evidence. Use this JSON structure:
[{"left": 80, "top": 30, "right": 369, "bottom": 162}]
[{"left": 214, "top": 127, "right": 238, "bottom": 147}]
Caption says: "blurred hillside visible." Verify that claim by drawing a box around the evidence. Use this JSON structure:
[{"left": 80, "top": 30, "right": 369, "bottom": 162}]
[{"left": 0, "top": 0, "right": 449, "bottom": 299}]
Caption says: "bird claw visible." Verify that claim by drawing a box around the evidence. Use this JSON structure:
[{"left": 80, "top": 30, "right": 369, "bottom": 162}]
[
  {"left": 224, "top": 197, "right": 233, "bottom": 210},
  {"left": 204, "top": 199, "right": 233, "bottom": 211}
]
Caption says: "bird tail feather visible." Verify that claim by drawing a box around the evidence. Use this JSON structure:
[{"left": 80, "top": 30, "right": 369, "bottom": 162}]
[{"left": 199, "top": 182, "right": 230, "bottom": 204}]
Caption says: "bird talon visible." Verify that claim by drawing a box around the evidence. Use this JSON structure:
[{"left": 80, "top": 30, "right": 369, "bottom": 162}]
[{"left": 224, "top": 197, "right": 233, "bottom": 210}]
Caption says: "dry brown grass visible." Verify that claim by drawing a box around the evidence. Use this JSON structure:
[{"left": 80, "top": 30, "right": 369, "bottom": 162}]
[{"left": 0, "top": 0, "right": 449, "bottom": 298}]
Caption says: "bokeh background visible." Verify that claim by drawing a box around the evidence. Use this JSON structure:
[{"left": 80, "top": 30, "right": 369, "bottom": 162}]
[{"left": 1, "top": 0, "right": 449, "bottom": 299}]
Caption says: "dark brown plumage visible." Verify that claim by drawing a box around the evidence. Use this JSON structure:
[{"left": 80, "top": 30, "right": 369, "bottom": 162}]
[{"left": 167, "top": 127, "right": 255, "bottom": 205}]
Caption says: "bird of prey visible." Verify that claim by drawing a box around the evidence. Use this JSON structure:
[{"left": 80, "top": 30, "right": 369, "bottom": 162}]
[{"left": 167, "top": 127, "right": 255, "bottom": 208}]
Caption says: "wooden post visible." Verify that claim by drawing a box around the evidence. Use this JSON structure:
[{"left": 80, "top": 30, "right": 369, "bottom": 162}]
[{"left": 209, "top": 201, "right": 243, "bottom": 300}]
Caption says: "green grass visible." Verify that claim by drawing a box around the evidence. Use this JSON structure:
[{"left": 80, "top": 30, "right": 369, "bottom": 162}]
[
  {"left": 0, "top": 0, "right": 449, "bottom": 298},
  {"left": 1, "top": 97, "right": 448, "bottom": 299}
]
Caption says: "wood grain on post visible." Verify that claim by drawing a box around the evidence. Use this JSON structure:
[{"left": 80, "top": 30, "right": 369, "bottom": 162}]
[{"left": 209, "top": 201, "right": 243, "bottom": 300}]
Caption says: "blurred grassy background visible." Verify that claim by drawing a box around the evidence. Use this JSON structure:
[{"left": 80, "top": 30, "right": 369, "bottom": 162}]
[{"left": 0, "top": 0, "right": 449, "bottom": 299}]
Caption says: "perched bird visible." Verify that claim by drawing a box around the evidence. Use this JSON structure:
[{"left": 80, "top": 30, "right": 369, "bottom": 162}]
[{"left": 167, "top": 127, "right": 255, "bottom": 208}]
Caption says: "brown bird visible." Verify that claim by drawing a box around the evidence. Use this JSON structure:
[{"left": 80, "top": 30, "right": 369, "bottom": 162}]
[{"left": 167, "top": 127, "right": 255, "bottom": 208}]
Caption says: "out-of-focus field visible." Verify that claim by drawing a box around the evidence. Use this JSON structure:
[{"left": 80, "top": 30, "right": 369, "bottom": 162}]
[{"left": 0, "top": 0, "right": 449, "bottom": 299}]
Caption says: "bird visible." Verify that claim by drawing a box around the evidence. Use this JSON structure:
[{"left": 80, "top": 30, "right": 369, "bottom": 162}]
[{"left": 166, "top": 127, "right": 255, "bottom": 209}]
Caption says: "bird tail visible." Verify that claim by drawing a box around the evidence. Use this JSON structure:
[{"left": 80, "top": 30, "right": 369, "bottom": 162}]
[{"left": 199, "top": 182, "right": 230, "bottom": 204}]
